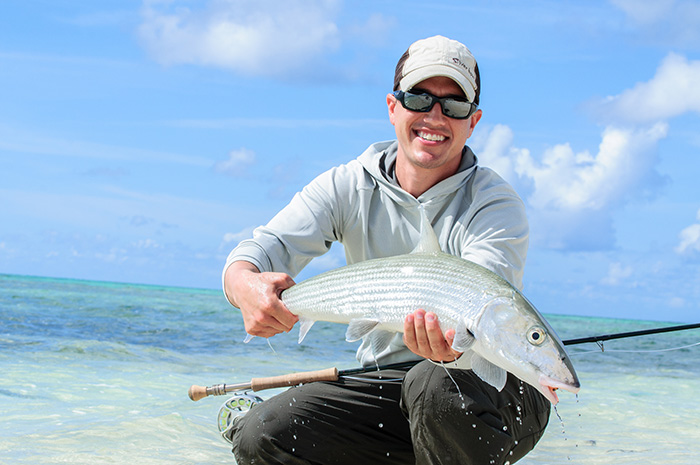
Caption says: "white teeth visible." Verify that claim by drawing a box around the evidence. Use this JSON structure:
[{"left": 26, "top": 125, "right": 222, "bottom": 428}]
[{"left": 418, "top": 131, "right": 445, "bottom": 142}]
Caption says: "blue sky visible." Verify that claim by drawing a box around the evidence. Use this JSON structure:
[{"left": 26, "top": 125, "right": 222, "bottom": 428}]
[{"left": 1, "top": 0, "right": 700, "bottom": 323}]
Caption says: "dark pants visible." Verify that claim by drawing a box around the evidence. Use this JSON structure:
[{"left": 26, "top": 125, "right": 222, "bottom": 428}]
[{"left": 229, "top": 360, "right": 551, "bottom": 465}]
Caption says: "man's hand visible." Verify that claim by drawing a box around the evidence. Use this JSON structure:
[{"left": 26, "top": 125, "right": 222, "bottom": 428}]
[
  {"left": 403, "top": 309, "right": 463, "bottom": 363},
  {"left": 224, "top": 261, "right": 299, "bottom": 338}
]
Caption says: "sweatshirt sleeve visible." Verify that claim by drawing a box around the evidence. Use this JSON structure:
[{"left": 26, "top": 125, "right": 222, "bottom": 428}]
[{"left": 222, "top": 165, "right": 350, "bottom": 293}]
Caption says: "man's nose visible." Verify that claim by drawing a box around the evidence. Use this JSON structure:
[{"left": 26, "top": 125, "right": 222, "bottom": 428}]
[{"left": 424, "top": 101, "right": 447, "bottom": 121}]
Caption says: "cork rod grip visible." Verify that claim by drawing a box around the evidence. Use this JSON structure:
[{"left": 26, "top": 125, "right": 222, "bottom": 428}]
[{"left": 250, "top": 367, "right": 339, "bottom": 391}]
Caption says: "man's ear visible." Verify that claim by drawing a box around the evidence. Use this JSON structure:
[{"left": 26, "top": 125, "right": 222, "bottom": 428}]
[
  {"left": 466, "top": 109, "right": 483, "bottom": 138},
  {"left": 386, "top": 93, "right": 397, "bottom": 126}
]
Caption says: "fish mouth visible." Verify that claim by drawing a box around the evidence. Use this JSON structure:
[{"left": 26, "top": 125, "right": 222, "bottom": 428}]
[{"left": 538, "top": 374, "right": 581, "bottom": 405}]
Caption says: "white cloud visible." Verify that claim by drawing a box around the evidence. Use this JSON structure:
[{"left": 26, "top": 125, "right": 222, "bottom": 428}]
[
  {"left": 472, "top": 124, "right": 529, "bottom": 188},
  {"left": 601, "top": 261, "right": 634, "bottom": 285},
  {"left": 135, "top": 238, "right": 162, "bottom": 249},
  {"left": 139, "top": 0, "right": 342, "bottom": 77},
  {"left": 214, "top": 148, "right": 256, "bottom": 176},
  {"left": 0, "top": 123, "right": 211, "bottom": 167},
  {"left": 222, "top": 227, "right": 255, "bottom": 245},
  {"left": 675, "top": 208, "right": 700, "bottom": 255},
  {"left": 518, "top": 123, "right": 668, "bottom": 211},
  {"left": 609, "top": 0, "right": 700, "bottom": 47},
  {"left": 474, "top": 123, "right": 668, "bottom": 250},
  {"left": 597, "top": 53, "right": 700, "bottom": 124},
  {"left": 610, "top": 0, "right": 677, "bottom": 24}
]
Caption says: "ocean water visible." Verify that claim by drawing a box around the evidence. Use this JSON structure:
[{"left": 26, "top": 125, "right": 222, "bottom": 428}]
[{"left": 1, "top": 273, "right": 699, "bottom": 464}]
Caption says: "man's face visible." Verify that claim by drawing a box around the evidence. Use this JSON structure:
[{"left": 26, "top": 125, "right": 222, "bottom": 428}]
[{"left": 387, "top": 76, "right": 482, "bottom": 178}]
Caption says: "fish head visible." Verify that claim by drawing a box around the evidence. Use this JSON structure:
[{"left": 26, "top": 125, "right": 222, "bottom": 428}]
[{"left": 472, "top": 295, "right": 580, "bottom": 404}]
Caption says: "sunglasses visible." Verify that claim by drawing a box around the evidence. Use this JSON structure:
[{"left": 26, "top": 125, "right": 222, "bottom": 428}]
[{"left": 392, "top": 90, "right": 477, "bottom": 119}]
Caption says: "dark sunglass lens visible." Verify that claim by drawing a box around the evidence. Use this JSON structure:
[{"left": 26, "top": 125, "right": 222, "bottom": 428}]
[
  {"left": 442, "top": 99, "right": 473, "bottom": 118},
  {"left": 402, "top": 92, "right": 433, "bottom": 112}
]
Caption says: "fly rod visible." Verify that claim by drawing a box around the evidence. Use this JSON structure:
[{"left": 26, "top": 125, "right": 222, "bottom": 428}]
[
  {"left": 188, "top": 361, "right": 417, "bottom": 401},
  {"left": 189, "top": 322, "right": 700, "bottom": 401},
  {"left": 561, "top": 322, "right": 700, "bottom": 346}
]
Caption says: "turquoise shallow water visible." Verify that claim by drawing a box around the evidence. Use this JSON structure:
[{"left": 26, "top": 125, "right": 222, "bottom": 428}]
[{"left": 1, "top": 273, "right": 699, "bottom": 464}]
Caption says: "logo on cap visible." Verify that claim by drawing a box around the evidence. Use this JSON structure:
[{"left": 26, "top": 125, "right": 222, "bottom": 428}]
[{"left": 452, "top": 57, "right": 475, "bottom": 80}]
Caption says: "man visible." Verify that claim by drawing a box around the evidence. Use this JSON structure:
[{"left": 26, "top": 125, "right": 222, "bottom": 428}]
[{"left": 223, "top": 35, "right": 550, "bottom": 464}]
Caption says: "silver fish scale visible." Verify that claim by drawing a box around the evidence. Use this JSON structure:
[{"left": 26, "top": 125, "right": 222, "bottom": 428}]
[{"left": 281, "top": 252, "right": 515, "bottom": 331}]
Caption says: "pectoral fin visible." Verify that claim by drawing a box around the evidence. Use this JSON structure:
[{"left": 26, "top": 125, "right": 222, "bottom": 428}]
[
  {"left": 345, "top": 319, "right": 381, "bottom": 342},
  {"left": 471, "top": 354, "right": 508, "bottom": 392},
  {"left": 369, "top": 330, "right": 396, "bottom": 355},
  {"left": 451, "top": 325, "right": 476, "bottom": 352},
  {"left": 298, "top": 317, "right": 315, "bottom": 344},
  {"left": 244, "top": 333, "right": 254, "bottom": 344}
]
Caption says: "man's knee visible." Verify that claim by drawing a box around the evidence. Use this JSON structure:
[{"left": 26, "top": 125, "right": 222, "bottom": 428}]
[
  {"left": 230, "top": 401, "right": 296, "bottom": 464},
  {"left": 401, "top": 361, "right": 494, "bottom": 414}
]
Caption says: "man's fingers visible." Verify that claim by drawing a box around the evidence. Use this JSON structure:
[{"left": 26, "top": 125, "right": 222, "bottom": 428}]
[
  {"left": 238, "top": 271, "right": 298, "bottom": 337},
  {"left": 403, "top": 313, "right": 417, "bottom": 347},
  {"left": 444, "top": 328, "right": 456, "bottom": 348},
  {"left": 412, "top": 310, "right": 432, "bottom": 354},
  {"left": 402, "top": 310, "right": 463, "bottom": 362},
  {"left": 264, "top": 300, "right": 298, "bottom": 332},
  {"left": 247, "top": 303, "right": 298, "bottom": 336},
  {"left": 425, "top": 312, "right": 454, "bottom": 358}
]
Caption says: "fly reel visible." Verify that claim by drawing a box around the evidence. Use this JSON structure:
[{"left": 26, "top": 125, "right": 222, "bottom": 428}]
[{"left": 217, "top": 391, "right": 264, "bottom": 443}]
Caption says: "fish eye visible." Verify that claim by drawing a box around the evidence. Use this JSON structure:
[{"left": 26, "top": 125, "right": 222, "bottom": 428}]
[{"left": 527, "top": 326, "right": 547, "bottom": 345}]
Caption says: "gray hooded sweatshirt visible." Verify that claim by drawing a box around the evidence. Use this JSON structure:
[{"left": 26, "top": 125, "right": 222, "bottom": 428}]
[{"left": 224, "top": 140, "right": 528, "bottom": 368}]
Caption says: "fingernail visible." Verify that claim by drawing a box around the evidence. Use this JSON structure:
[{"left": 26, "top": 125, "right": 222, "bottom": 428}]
[{"left": 426, "top": 313, "right": 435, "bottom": 322}]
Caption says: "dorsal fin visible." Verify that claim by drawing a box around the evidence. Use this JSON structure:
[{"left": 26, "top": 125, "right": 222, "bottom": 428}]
[{"left": 411, "top": 204, "right": 442, "bottom": 254}]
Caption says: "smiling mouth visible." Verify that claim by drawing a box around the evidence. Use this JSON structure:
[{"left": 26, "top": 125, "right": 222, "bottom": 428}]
[{"left": 417, "top": 130, "right": 446, "bottom": 142}]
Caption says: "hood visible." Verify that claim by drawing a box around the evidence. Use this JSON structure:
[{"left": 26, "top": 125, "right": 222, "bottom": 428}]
[{"left": 356, "top": 140, "right": 479, "bottom": 208}]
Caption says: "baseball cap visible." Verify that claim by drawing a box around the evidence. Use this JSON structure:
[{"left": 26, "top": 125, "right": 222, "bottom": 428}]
[{"left": 398, "top": 35, "right": 479, "bottom": 103}]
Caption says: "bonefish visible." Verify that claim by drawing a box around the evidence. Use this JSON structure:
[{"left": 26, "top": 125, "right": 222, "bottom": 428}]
[{"left": 251, "top": 210, "right": 580, "bottom": 404}]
